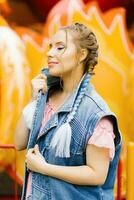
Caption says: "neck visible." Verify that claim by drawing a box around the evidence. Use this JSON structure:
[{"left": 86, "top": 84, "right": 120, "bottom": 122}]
[{"left": 61, "top": 68, "right": 84, "bottom": 95}]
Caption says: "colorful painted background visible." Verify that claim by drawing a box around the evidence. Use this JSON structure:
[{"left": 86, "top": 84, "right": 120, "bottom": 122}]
[{"left": 0, "top": 0, "right": 134, "bottom": 196}]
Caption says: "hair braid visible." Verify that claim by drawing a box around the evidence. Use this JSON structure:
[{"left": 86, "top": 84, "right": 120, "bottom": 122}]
[
  {"left": 67, "top": 73, "right": 90, "bottom": 123},
  {"left": 50, "top": 73, "right": 91, "bottom": 157}
]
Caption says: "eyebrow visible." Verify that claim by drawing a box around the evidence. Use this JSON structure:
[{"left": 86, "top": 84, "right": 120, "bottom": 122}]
[{"left": 49, "top": 41, "right": 65, "bottom": 47}]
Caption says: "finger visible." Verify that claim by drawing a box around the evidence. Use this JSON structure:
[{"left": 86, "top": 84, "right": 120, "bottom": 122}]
[
  {"left": 35, "top": 144, "right": 39, "bottom": 149},
  {"left": 32, "top": 81, "right": 48, "bottom": 94},
  {"left": 28, "top": 148, "right": 34, "bottom": 152},
  {"left": 36, "top": 80, "right": 47, "bottom": 84},
  {"left": 38, "top": 82, "right": 47, "bottom": 90},
  {"left": 27, "top": 148, "right": 34, "bottom": 155},
  {"left": 36, "top": 74, "right": 47, "bottom": 80},
  {"left": 33, "top": 79, "right": 46, "bottom": 84},
  {"left": 34, "top": 144, "right": 39, "bottom": 151},
  {"left": 34, "top": 144, "right": 39, "bottom": 154},
  {"left": 36, "top": 83, "right": 47, "bottom": 93},
  {"left": 42, "top": 85, "right": 48, "bottom": 94},
  {"left": 32, "top": 81, "right": 46, "bottom": 89}
]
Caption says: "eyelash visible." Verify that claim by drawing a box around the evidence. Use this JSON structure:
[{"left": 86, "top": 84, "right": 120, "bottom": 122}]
[
  {"left": 48, "top": 46, "right": 65, "bottom": 51},
  {"left": 57, "top": 46, "right": 65, "bottom": 50}
]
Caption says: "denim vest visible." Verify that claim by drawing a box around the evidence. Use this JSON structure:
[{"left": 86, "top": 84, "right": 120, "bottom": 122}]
[{"left": 22, "top": 70, "right": 122, "bottom": 200}]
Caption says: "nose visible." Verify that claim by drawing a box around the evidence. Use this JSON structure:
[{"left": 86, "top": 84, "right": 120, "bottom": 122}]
[{"left": 47, "top": 47, "right": 55, "bottom": 57}]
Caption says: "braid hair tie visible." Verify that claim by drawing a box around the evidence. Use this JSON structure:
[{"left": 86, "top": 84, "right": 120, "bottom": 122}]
[{"left": 50, "top": 73, "right": 91, "bottom": 157}]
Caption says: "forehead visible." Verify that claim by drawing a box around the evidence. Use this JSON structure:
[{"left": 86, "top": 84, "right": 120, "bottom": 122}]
[{"left": 50, "top": 30, "right": 74, "bottom": 44}]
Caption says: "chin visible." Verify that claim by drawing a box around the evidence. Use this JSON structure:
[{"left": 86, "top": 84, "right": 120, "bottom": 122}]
[{"left": 48, "top": 68, "right": 62, "bottom": 77}]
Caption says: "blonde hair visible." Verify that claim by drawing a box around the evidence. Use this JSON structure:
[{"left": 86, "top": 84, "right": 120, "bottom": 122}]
[
  {"left": 50, "top": 23, "right": 98, "bottom": 157},
  {"left": 60, "top": 23, "right": 99, "bottom": 74}
]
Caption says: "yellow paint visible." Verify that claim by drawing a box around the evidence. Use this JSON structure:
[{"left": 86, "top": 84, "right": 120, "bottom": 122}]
[
  {"left": 126, "top": 143, "right": 134, "bottom": 200},
  {"left": 0, "top": 0, "right": 6, "bottom": 3},
  {"left": 0, "top": 0, "right": 134, "bottom": 195}
]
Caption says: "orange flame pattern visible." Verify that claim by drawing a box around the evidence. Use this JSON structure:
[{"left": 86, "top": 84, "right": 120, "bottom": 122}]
[{"left": 0, "top": 0, "right": 134, "bottom": 196}]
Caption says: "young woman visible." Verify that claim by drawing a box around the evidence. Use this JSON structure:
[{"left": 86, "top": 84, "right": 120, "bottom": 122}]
[{"left": 14, "top": 23, "right": 121, "bottom": 200}]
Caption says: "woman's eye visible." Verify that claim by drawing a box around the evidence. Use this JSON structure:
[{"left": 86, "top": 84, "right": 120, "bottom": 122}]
[{"left": 57, "top": 46, "right": 65, "bottom": 50}]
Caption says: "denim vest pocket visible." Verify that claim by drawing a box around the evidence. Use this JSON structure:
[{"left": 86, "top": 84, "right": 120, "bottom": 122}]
[
  {"left": 32, "top": 172, "right": 50, "bottom": 193},
  {"left": 28, "top": 184, "right": 50, "bottom": 200}
]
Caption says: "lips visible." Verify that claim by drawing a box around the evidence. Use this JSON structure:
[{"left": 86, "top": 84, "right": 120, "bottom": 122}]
[{"left": 48, "top": 61, "right": 59, "bottom": 67}]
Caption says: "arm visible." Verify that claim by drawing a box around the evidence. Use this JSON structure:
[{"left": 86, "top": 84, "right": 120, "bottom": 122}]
[
  {"left": 42, "top": 145, "right": 109, "bottom": 185},
  {"left": 26, "top": 144, "right": 110, "bottom": 185},
  {"left": 14, "top": 99, "right": 37, "bottom": 150},
  {"left": 14, "top": 115, "right": 30, "bottom": 151},
  {"left": 14, "top": 74, "right": 47, "bottom": 151}
]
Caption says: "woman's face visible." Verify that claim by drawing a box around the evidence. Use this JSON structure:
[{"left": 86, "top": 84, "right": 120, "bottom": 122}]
[{"left": 47, "top": 30, "right": 80, "bottom": 77}]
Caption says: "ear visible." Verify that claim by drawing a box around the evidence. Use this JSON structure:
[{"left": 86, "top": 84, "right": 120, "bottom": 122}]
[{"left": 79, "top": 48, "right": 88, "bottom": 63}]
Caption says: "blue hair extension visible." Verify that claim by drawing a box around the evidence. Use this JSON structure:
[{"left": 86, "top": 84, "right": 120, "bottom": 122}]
[{"left": 50, "top": 73, "right": 91, "bottom": 157}]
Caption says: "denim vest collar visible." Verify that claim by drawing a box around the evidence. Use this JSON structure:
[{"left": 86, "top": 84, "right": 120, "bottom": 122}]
[{"left": 40, "top": 67, "right": 92, "bottom": 114}]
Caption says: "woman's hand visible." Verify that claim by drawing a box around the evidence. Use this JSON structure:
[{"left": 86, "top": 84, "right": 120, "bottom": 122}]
[
  {"left": 31, "top": 74, "right": 48, "bottom": 100},
  {"left": 25, "top": 144, "right": 47, "bottom": 173}
]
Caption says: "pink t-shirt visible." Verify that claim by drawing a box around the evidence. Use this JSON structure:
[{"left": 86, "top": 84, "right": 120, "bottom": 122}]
[{"left": 26, "top": 101, "right": 115, "bottom": 199}]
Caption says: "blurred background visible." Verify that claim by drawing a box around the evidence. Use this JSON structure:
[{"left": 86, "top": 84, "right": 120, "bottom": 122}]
[{"left": 0, "top": 0, "right": 134, "bottom": 199}]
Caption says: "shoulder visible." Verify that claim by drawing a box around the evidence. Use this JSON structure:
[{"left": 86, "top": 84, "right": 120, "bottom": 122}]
[
  {"left": 77, "top": 84, "right": 118, "bottom": 131},
  {"left": 81, "top": 84, "right": 112, "bottom": 114},
  {"left": 76, "top": 84, "right": 112, "bottom": 131}
]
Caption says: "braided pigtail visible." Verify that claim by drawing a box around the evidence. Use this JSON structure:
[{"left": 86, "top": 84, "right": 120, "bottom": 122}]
[{"left": 50, "top": 73, "right": 90, "bottom": 157}]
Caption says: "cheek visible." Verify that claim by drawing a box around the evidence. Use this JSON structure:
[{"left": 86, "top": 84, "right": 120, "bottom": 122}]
[{"left": 58, "top": 51, "right": 77, "bottom": 67}]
